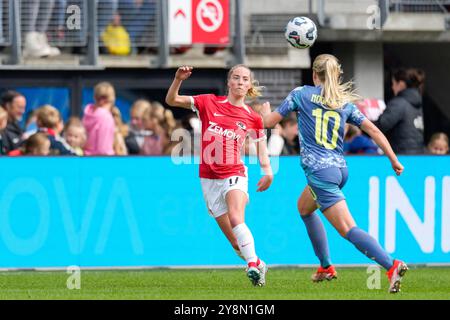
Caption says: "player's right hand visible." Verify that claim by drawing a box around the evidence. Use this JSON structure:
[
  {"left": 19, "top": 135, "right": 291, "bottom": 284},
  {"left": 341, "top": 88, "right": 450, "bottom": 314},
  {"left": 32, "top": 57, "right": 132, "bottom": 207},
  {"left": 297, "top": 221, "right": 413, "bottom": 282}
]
[
  {"left": 257, "top": 174, "right": 273, "bottom": 192},
  {"left": 392, "top": 160, "right": 404, "bottom": 176},
  {"left": 175, "top": 66, "right": 193, "bottom": 81}
]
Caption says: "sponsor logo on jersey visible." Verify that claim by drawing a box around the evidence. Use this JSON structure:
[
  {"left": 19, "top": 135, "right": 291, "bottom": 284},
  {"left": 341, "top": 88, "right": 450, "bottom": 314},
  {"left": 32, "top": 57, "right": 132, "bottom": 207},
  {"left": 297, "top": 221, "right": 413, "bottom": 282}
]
[
  {"left": 236, "top": 121, "right": 246, "bottom": 130},
  {"left": 207, "top": 121, "right": 242, "bottom": 142}
]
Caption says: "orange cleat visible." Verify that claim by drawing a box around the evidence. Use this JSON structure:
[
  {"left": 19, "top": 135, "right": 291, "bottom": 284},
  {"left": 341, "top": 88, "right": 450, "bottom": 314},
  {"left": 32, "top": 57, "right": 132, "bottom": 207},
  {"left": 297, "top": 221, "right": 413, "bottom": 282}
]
[
  {"left": 311, "top": 265, "right": 338, "bottom": 282},
  {"left": 387, "top": 260, "right": 408, "bottom": 293}
]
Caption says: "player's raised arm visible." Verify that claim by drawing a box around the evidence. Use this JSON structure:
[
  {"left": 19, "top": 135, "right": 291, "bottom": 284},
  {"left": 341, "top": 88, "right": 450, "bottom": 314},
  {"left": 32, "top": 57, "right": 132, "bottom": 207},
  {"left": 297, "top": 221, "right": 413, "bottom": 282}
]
[
  {"left": 260, "top": 102, "right": 283, "bottom": 128},
  {"left": 165, "top": 66, "right": 194, "bottom": 109},
  {"left": 360, "top": 118, "right": 404, "bottom": 176}
]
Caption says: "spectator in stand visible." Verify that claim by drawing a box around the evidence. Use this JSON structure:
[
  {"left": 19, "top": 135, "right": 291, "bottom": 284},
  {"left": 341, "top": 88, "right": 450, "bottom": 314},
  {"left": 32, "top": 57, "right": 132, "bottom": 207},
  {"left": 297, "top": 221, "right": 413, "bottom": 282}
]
[
  {"left": 98, "top": 0, "right": 119, "bottom": 50},
  {"left": 151, "top": 101, "right": 177, "bottom": 154},
  {"left": 111, "top": 106, "right": 129, "bottom": 155},
  {"left": 267, "top": 115, "right": 300, "bottom": 156},
  {"left": 0, "top": 107, "right": 7, "bottom": 155},
  {"left": 125, "top": 99, "right": 152, "bottom": 154},
  {"left": 82, "top": 82, "right": 116, "bottom": 155},
  {"left": 375, "top": 68, "right": 424, "bottom": 154},
  {"left": 36, "top": 105, "right": 76, "bottom": 155},
  {"left": 23, "top": 109, "right": 39, "bottom": 139},
  {"left": 64, "top": 117, "right": 87, "bottom": 156},
  {"left": 427, "top": 132, "right": 449, "bottom": 155},
  {"left": 22, "top": 0, "right": 61, "bottom": 58},
  {"left": 1, "top": 91, "right": 27, "bottom": 153},
  {"left": 140, "top": 103, "right": 163, "bottom": 155},
  {"left": 24, "top": 132, "right": 51, "bottom": 156},
  {"left": 344, "top": 124, "right": 379, "bottom": 155},
  {"left": 176, "top": 113, "right": 201, "bottom": 156},
  {"left": 101, "top": 12, "right": 131, "bottom": 56},
  {"left": 118, "top": 0, "right": 156, "bottom": 53}
]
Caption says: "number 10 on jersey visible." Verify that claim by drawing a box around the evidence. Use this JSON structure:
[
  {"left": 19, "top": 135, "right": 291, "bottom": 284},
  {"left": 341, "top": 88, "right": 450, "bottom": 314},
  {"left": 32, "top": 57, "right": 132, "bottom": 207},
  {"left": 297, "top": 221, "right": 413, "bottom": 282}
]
[{"left": 312, "top": 108, "right": 341, "bottom": 150}]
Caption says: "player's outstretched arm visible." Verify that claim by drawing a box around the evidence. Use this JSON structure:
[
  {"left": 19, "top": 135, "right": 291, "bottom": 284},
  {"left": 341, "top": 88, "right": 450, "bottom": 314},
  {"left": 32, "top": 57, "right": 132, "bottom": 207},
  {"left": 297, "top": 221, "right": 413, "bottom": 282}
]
[
  {"left": 256, "top": 138, "right": 273, "bottom": 192},
  {"left": 360, "top": 119, "right": 404, "bottom": 176},
  {"left": 260, "top": 102, "right": 283, "bottom": 128},
  {"left": 165, "top": 66, "right": 194, "bottom": 109}
]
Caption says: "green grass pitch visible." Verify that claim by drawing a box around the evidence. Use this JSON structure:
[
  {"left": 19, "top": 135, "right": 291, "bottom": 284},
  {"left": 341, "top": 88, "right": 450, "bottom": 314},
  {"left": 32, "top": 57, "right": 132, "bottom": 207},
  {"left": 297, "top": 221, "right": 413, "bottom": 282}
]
[{"left": 0, "top": 266, "right": 449, "bottom": 300}]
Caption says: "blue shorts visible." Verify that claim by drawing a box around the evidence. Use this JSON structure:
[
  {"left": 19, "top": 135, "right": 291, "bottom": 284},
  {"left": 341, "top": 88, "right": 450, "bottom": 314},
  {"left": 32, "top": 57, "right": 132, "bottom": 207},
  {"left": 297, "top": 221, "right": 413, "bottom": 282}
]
[{"left": 306, "top": 167, "right": 349, "bottom": 212}]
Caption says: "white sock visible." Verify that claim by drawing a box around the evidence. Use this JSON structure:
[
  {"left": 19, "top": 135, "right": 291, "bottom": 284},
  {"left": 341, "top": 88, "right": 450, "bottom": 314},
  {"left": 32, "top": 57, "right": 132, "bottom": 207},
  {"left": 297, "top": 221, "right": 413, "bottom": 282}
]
[
  {"left": 234, "top": 249, "right": 245, "bottom": 261},
  {"left": 232, "top": 223, "right": 257, "bottom": 264}
]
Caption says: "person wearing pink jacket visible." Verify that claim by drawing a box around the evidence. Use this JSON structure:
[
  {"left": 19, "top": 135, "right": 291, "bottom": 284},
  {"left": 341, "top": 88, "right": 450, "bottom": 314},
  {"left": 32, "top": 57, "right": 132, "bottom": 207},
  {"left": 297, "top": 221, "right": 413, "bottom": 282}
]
[{"left": 82, "top": 82, "right": 116, "bottom": 156}]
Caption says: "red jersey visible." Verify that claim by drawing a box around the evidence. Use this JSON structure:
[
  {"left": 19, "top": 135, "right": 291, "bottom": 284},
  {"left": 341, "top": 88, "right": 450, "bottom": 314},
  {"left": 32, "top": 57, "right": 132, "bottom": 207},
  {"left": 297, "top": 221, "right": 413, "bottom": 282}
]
[{"left": 191, "top": 94, "right": 266, "bottom": 179}]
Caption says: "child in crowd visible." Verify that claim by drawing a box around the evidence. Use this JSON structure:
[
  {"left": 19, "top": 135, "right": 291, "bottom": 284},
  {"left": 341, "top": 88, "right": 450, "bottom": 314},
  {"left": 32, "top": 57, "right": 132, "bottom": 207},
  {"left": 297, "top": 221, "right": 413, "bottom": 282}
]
[
  {"left": 24, "top": 132, "right": 51, "bottom": 156},
  {"left": 344, "top": 124, "right": 379, "bottom": 154},
  {"left": 83, "top": 82, "right": 116, "bottom": 155},
  {"left": 427, "top": 132, "right": 449, "bottom": 155},
  {"left": 125, "top": 99, "right": 153, "bottom": 154},
  {"left": 140, "top": 103, "right": 164, "bottom": 155},
  {"left": 112, "top": 106, "right": 129, "bottom": 156},
  {"left": 35, "top": 105, "right": 75, "bottom": 156},
  {"left": 151, "top": 101, "right": 177, "bottom": 154},
  {"left": 64, "top": 117, "right": 87, "bottom": 156}
]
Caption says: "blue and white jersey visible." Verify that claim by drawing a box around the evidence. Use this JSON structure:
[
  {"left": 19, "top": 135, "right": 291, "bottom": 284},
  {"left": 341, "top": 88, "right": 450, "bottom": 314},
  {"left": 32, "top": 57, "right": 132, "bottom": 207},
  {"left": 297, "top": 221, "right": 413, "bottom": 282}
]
[{"left": 275, "top": 85, "right": 366, "bottom": 175}]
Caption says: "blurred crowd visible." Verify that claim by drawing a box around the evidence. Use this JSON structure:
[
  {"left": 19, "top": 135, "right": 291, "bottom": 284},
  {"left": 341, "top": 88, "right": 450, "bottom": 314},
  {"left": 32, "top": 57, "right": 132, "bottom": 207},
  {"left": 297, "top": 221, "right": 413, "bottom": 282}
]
[
  {"left": 0, "top": 82, "right": 194, "bottom": 157},
  {"left": 0, "top": 67, "right": 449, "bottom": 158},
  {"left": 257, "top": 67, "right": 449, "bottom": 156}
]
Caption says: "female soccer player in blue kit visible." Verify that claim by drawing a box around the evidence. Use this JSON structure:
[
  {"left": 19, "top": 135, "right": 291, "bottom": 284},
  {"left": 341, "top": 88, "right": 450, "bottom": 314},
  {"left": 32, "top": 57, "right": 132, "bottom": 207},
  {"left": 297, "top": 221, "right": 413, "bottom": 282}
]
[{"left": 261, "top": 54, "right": 408, "bottom": 293}]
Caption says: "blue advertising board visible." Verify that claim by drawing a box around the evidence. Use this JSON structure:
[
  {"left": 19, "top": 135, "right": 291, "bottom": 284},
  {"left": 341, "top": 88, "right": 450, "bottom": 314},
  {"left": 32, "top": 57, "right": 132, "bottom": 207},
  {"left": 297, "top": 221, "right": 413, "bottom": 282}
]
[{"left": 0, "top": 156, "right": 448, "bottom": 268}]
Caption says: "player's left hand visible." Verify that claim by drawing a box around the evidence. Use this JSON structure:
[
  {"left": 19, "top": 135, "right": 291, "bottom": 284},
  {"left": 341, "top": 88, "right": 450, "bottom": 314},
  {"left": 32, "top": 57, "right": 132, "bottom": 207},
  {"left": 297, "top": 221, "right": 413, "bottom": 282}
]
[{"left": 257, "top": 175, "right": 273, "bottom": 192}]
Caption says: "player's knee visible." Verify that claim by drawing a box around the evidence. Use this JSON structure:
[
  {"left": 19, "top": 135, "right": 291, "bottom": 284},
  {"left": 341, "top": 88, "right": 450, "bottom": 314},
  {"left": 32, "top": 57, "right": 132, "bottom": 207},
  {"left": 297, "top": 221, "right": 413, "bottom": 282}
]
[
  {"left": 337, "top": 225, "right": 353, "bottom": 238},
  {"left": 297, "top": 203, "right": 313, "bottom": 217},
  {"left": 338, "top": 230, "right": 348, "bottom": 238},
  {"left": 228, "top": 209, "right": 244, "bottom": 227},
  {"left": 229, "top": 216, "right": 243, "bottom": 227}
]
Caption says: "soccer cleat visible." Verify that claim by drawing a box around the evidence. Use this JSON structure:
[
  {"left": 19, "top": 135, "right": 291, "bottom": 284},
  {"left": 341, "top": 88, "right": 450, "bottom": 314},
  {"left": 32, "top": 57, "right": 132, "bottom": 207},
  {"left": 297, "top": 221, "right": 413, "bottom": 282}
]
[
  {"left": 387, "top": 260, "right": 408, "bottom": 293},
  {"left": 311, "top": 265, "right": 338, "bottom": 282},
  {"left": 256, "top": 260, "right": 268, "bottom": 287},
  {"left": 246, "top": 262, "right": 261, "bottom": 286}
]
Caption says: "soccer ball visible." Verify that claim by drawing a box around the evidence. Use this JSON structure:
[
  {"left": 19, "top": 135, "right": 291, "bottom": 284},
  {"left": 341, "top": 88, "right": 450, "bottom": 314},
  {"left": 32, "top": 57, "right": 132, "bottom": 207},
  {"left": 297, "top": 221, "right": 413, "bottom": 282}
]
[{"left": 284, "top": 17, "right": 318, "bottom": 49}]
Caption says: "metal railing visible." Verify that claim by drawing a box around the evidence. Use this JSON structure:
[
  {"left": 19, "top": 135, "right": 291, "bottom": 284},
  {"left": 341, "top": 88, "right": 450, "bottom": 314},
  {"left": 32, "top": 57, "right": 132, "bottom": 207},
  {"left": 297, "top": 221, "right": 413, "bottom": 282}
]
[
  {"left": 1, "top": 0, "right": 236, "bottom": 66},
  {"left": 97, "top": 0, "right": 159, "bottom": 51},
  {"left": 18, "top": 0, "right": 160, "bottom": 49},
  {"left": 389, "top": 0, "right": 450, "bottom": 13},
  {"left": 20, "top": 0, "right": 88, "bottom": 47},
  {"left": 0, "top": 0, "right": 12, "bottom": 45}
]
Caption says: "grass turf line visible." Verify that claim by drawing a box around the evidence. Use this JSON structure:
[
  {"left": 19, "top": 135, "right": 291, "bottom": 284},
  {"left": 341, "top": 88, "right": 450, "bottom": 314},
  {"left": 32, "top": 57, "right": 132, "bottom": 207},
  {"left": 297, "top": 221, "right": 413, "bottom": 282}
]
[{"left": 0, "top": 267, "right": 449, "bottom": 300}]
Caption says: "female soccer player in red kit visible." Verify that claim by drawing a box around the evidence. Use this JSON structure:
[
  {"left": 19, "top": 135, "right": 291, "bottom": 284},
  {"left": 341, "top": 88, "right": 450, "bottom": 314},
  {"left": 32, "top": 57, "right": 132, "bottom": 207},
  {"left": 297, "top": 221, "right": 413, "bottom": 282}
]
[{"left": 166, "top": 65, "right": 273, "bottom": 286}]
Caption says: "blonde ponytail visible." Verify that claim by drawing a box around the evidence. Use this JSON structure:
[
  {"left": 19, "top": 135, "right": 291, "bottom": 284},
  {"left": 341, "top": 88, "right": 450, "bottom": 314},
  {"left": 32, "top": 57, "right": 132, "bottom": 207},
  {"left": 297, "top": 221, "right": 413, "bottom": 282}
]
[{"left": 313, "top": 54, "right": 360, "bottom": 109}]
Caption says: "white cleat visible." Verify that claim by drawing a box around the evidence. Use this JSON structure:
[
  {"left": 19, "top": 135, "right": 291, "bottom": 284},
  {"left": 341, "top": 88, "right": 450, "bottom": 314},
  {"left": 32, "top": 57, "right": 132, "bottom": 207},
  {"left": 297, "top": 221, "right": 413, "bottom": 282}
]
[{"left": 257, "top": 260, "right": 268, "bottom": 287}]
